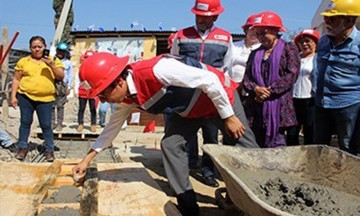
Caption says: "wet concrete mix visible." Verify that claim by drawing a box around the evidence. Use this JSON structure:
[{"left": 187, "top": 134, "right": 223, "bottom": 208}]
[
  {"left": 37, "top": 207, "right": 79, "bottom": 216},
  {"left": 39, "top": 185, "right": 81, "bottom": 216},
  {"left": 42, "top": 185, "right": 81, "bottom": 203},
  {"left": 254, "top": 177, "right": 360, "bottom": 216}
]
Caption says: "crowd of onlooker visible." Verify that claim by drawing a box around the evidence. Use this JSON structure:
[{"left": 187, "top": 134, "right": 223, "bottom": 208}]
[
  {"left": 1, "top": 0, "right": 359, "bottom": 164},
  {"left": 0, "top": 1, "right": 358, "bottom": 215}
]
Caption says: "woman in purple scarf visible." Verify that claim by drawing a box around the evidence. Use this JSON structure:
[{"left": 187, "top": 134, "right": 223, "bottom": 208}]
[{"left": 242, "top": 11, "right": 300, "bottom": 148}]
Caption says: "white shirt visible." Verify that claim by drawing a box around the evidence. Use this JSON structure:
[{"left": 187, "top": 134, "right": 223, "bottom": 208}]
[
  {"left": 92, "top": 57, "right": 234, "bottom": 152},
  {"left": 230, "top": 40, "right": 260, "bottom": 83},
  {"left": 293, "top": 55, "right": 315, "bottom": 98},
  {"left": 171, "top": 25, "right": 234, "bottom": 72}
]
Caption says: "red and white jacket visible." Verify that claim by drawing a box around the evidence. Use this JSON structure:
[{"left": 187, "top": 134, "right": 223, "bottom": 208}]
[
  {"left": 172, "top": 26, "right": 232, "bottom": 71},
  {"left": 126, "top": 55, "right": 238, "bottom": 118},
  {"left": 92, "top": 55, "right": 238, "bottom": 152}
]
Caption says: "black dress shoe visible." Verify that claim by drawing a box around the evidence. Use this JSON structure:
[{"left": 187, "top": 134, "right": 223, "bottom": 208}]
[
  {"left": 203, "top": 176, "right": 219, "bottom": 187},
  {"left": 176, "top": 190, "right": 199, "bottom": 216}
]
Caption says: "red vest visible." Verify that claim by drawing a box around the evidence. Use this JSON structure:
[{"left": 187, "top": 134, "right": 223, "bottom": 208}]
[
  {"left": 176, "top": 27, "right": 231, "bottom": 68},
  {"left": 126, "top": 55, "right": 238, "bottom": 118},
  {"left": 78, "top": 85, "right": 96, "bottom": 99}
]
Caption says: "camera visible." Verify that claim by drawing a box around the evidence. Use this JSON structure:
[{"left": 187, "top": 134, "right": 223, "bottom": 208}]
[{"left": 42, "top": 49, "right": 50, "bottom": 58}]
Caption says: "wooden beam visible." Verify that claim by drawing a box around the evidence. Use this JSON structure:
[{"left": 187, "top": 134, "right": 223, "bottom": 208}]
[
  {"left": 1, "top": 27, "right": 9, "bottom": 125},
  {"left": 97, "top": 163, "right": 181, "bottom": 216},
  {"left": 52, "top": 0, "right": 73, "bottom": 47}
]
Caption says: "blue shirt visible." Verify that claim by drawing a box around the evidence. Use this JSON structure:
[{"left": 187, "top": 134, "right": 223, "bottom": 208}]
[
  {"left": 61, "top": 58, "right": 74, "bottom": 90},
  {"left": 314, "top": 27, "right": 360, "bottom": 108}
]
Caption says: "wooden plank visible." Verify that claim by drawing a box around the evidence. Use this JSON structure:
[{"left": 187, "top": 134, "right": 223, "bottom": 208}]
[
  {"left": 0, "top": 161, "right": 62, "bottom": 216},
  {"left": 56, "top": 159, "right": 82, "bottom": 165},
  {"left": 97, "top": 163, "right": 180, "bottom": 216},
  {"left": 53, "top": 176, "right": 75, "bottom": 187},
  {"left": 32, "top": 123, "right": 103, "bottom": 140},
  {"left": 60, "top": 165, "right": 75, "bottom": 176}
]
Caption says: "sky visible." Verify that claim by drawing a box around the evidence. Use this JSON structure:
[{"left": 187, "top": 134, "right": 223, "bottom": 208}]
[{"left": 0, "top": 0, "right": 322, "bottom": 50}]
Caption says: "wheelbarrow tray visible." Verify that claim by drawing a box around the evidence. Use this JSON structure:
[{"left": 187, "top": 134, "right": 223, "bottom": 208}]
[{"left": 203, "top": 145, "right": 360, "bottom": 216}]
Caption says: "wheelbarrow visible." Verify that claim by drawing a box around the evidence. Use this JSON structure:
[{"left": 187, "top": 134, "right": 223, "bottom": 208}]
[{"left": 203, "top": 145, "right": 360, "bottom": 216}]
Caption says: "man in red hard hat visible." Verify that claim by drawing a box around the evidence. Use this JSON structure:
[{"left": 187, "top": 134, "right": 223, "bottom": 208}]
[
  {"left": 72, "top": 53, "right": 258, "bottom": 215},
  {"left": 170, "top": 0, "right": 235, "bottom": 188}
]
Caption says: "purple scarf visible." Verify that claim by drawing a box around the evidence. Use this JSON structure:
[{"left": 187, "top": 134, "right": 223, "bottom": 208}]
[{"left": 252, "top": 39, "right": 285, "bottom": 148}]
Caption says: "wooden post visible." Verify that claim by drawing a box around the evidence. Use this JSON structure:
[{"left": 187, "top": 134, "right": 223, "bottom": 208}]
[
  {"left": 1, "top": 27, "right": 9, "bottom": 127},
  {"left": 52, "top": 0, "right": 73, "bottom": 47}
]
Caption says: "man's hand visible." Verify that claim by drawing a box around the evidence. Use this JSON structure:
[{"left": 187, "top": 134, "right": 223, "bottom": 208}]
[
  {"left": 72, "top": 161, "right": 88, "bottom": 182},
  {"left": 72, "top": 149, "right": 97, "bottom": 182},
  {"left": 224, "top": 115, "right": 245, "bottom": 139}
]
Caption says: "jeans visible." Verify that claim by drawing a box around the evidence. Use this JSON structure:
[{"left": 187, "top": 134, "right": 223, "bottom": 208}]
[
  {"left": 0, "top": 128, "right": 13, "bottom": 148},
  {"left": 78, "top": 97, "right": 96, "bottom": 125},
  {"left": 314, "top": 102, "right": 360, "bottom": 155},
  {"left": 18, "top": 93, "right": 54, "bottom": 152},
  {"left": 98, "top": 102, "right": 115, "bottom": 126}
]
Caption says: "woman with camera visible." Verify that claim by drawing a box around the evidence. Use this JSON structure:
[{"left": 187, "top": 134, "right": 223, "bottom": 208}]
[{"left": 10, "top": 35, "right": 64, "bottom": 162}]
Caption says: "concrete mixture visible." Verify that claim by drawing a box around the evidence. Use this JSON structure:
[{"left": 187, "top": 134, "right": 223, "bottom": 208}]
[
  {"left": 42, "top": 185, "right": 81, "bottom": 204},
  {"left": 37, "top": 207, "right": 79, "bottom": 216},
  {"left": 252, "top": 175, "right": 360, "bottom": 216}
]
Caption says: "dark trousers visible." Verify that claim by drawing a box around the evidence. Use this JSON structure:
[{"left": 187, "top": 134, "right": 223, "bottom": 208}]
[
  {"left": 287, "top": 98, "right": 315, "bottom": 145},
  {"left": 165, "top": 114, "right": 219, "bottom": 171},
  {"left": 51, "top": 94, "right": 67, "bottom": 126},
  {"left": 78, "top": 97, "right": 97, "bottom": 125},
  {"left": 17, "top": 93, "right": 54, "bottom": 152},
  {"left": 161, "top": 92, "right": 258, "bottom": 195},
  {"left": 198, "top": 123, "right": 219, "bottom": 177},
  {"left": 314, "top": 102, "right": 360, "bottom": 155}
]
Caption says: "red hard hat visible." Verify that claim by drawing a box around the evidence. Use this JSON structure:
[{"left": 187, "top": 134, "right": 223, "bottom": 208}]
[
  {"left": 79, "top": 52, "right": 130, "bottom": 98},
  {"left": 191, "top": 0, "right": 224, "bottom": 16},
  {"left": 252, "top": 11, "right": 287, "bottom": 32},
  {"left": 294, "top": 28, "right": 321, "bottom": 45},
  {"left": 168, "top": 33, "right": 176, "bottom": 49},
  {"left": 241, "top": 14, "right": 258, "bottom": 30}
]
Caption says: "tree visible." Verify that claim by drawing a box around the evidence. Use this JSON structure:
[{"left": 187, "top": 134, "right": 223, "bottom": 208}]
[{"left": 53, "top": 0, "right": 74, "bottom": 45}]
